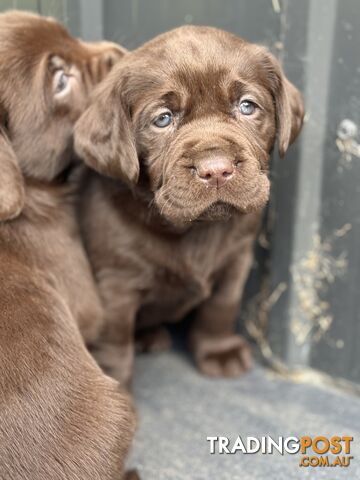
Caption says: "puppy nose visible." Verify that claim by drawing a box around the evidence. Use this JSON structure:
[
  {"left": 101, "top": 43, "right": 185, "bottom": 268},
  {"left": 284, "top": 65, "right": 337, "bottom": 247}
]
[{"left": 196, "top": 157, "right": 234, "bottom": 188}]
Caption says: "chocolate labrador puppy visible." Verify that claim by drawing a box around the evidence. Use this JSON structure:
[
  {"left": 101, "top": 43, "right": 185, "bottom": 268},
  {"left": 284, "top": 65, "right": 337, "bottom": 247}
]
[
  {"left": 75, "top": 26, "right": 304, "bottom": 386},
  {"left": 0, "top": 11, "right": 136, "bottom": 479}
]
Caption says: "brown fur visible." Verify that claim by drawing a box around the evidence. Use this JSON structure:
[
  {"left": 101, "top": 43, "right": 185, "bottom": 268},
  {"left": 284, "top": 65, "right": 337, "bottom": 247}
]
[
  {"left": 0, "top": 11, "right": 135, "bottom": 479},
  {"left": 75, "top": 26, "right": 304, "bottom": 385}
]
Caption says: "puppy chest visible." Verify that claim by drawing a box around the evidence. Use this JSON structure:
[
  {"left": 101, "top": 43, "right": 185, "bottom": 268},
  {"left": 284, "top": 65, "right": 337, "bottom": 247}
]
[{"left": 146, "top": 266, "right": 213, "bottom": 308}]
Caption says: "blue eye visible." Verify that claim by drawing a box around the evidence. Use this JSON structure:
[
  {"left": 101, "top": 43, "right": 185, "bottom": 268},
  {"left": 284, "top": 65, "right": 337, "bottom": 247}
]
[
  {"left": 57, "top": 73, "right": 68, "bottom": 91},
  {"left": 239, "top": 100, "right": 256, "bottom": 115},
  {"left": 153, "top": 111, "right": 173, "bottom": 128},
  {"left": 54, "top": 69, "right": 70, "bottom": 95}
]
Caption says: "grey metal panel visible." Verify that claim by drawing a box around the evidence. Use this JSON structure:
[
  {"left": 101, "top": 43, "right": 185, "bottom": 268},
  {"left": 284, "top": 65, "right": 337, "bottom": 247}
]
[
  {"left": 77, "top": 0, "right": 103, "bottom": 40},
  {"left": 268, "top": 0, "right": 360, "bottom": 383},
  {"left": 0, "top": 0, "right": 39, "bottom": 11},
  {"left": 38, "top": 0, "right": 65, "bottom": 19},
  {"left": 311, "top": 0, "right": 360, "bottom": 382},
  {"left": 102, "top": 0, "right": 281, "bottom": 49},
  {"left": 267, "top": 0, "right": 310, "bottom": 362},
  {"left": 269, "top": 0, "right": 340, "bottom": 364}
]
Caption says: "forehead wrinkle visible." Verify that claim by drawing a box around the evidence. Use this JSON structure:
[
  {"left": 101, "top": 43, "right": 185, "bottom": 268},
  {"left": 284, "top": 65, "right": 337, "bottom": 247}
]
[
  {"left": 172, "top": 62, "right": 228, "bottom": 94},
  {"left": 146, "top": 45, "right": 263, "bottom": 101},
  {"left": 128, "top": 30, "right": 275, "bottom": 117},
  {"left": 167, "top": 63, "right": 233, "bottom": 119}
]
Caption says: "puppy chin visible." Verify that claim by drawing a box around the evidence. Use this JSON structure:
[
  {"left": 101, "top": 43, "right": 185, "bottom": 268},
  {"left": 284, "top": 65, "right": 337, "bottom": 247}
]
[
  {"left": 196, "top": 202, "right": 237, "bottom": 222},
  {"left": 155, "top": 196, "right": 268, "bottom": 228},
  {"left": 160, "top": 203, "right": 235, "bottom": 226},
  {"left": 188, "top": 195, "right": 269, "bottom": 223}
]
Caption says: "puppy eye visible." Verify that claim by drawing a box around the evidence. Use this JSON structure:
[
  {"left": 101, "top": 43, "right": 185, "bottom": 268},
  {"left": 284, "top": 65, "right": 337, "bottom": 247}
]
[
  {"left": 239, "top": 100, "right": 257, "bottom": 116},
  {"left": 153, "top": 111, "right": 173, "bottom": 128},
  {"left": 53, "top": 69, "right": 71, "bottom": 96}
]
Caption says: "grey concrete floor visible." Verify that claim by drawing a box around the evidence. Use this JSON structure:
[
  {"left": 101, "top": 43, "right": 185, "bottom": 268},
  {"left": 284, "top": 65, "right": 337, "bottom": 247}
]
[{"left": 129, "top": 350, "right": 360, "bottom": 480}]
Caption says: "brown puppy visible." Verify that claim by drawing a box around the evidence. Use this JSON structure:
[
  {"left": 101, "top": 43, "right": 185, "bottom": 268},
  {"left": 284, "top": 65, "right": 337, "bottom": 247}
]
[
  {"left": 75, "top": 26, "right": 304, "bottom": 386},
  {"left": 0, "top": 11, "right": 135, "bottom": 479}
]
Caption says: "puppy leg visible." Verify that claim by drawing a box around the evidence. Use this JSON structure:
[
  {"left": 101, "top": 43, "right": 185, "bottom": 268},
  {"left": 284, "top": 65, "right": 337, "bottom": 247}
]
[
  {"left": 136, "top": 326, "right": 172, "bottom": 353},
  {"left": 93, "top": 274, "right": 139, "bottom": 387},
  {"left": 56, "top": 231, "right": 106, "bottom": 345},
  {"left": 70, "top": 266, "right": 105, "bottom": 345},
  {"left": 190, "top": 243, "right": 254, "bottom": 378},
  {"left": 124, "top": 470, "right": 141, "bottom": 480}
]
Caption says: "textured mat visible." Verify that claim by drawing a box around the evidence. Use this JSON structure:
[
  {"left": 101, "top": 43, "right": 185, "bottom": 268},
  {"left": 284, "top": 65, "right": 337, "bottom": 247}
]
[{"left": 129, "top": 350, "right": 360, "bottom": 479}]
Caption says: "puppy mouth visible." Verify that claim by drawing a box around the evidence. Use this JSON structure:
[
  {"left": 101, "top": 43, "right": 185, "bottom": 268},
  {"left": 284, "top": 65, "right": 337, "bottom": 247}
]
[
  {"left": 154, "top": 153, "right": 270, "bottom": 225},
  {"left": 154, "top": 178, "right": 270, "bottom": 226}
]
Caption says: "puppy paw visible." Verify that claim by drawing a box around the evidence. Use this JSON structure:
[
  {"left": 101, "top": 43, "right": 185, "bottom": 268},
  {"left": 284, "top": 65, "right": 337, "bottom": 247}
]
[
  {"left": 192, "top": 334, "right": 252, "bottom": 378},
  {"left": 135, "top": 326, "right": 172, "bottom": 353},
  {"left": 124, "top": 469, "right": 141, "bottom": 480}
]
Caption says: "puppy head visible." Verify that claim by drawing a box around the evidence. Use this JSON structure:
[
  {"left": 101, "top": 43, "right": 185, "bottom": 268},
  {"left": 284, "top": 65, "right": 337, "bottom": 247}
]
[
  {"left": 75, "top": 26, "right": 304, "bottom": 226},
  {"left": 0, "top": 11, "right": 125, "bottom": 221}
]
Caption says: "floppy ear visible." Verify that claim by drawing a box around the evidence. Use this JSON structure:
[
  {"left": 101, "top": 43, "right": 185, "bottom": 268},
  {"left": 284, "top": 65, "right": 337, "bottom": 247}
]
[
  {"left": 0, "top": 113, "right": 25, "bottom": 221},
  {"left": 276, "top": 76, "right": 305, "bottom": 157},
  {"left": 82, "top": 40, "right": 128, "bottom": 82},
  {"left": 74, "top": 75, "right": 139, "bottom": 184},
  {"left": 259, "top": 49, "right": 305, "bottom": 157}
]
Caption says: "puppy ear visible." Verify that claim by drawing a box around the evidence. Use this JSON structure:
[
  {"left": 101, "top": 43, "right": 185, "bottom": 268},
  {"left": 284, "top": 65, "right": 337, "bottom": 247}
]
[
  {"left": 259, "top": 49, "right": 304, "bottom": 157},
  {"left": 0, "top": 111, "right": 25, "bottom": 221},
  {"left": 74, "top": 76, "right": 139, "bottom": 184},
  {"left": 82, "top": 41, "right": 128, "bottom": 81},
  {"left": 276, "top": 76, "right": 305, "bottom": 157}
]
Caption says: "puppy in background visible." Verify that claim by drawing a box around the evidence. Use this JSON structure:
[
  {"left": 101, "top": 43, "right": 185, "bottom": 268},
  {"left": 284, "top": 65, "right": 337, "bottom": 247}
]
[
  {"left": 75, "top": 26, "right": 304, "bottom": 386},
  {"left": 0, "top": 11, "right": 136, "bottom": 479}
]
